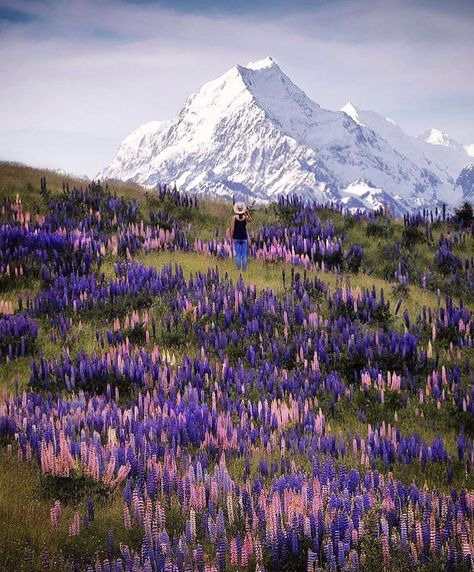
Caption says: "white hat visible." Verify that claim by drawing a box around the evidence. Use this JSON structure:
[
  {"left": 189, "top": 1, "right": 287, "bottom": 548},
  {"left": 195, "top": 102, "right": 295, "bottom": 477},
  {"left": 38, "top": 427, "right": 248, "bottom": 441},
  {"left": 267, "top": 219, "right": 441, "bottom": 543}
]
[{"left": 233, "top": 201, "right": 247, "bottom": 214}]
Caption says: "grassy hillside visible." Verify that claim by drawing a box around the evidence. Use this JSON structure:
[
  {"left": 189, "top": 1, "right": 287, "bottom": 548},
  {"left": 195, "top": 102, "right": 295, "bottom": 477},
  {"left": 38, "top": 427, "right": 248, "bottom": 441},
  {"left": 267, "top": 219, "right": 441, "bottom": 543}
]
[{"left": 0, "top": 161, "right": 473, "bottom": 571}]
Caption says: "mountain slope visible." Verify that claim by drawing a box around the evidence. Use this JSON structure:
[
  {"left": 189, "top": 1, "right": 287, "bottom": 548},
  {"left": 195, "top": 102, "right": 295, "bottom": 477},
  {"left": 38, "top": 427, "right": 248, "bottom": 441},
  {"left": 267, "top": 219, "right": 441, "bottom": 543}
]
[
  {"left": 101, "top": 57, "right": 467, "bottom": 213},
  {"left": 464, "top": 144, "right": 474, "bottom": 158},
  {"left": 417, "top": 128, "right": 471, "bottom": 183},
  {"left": 339, "top": 103, "right": 469, "bottom": 205},
  {"left": 419, "top": 128, "right": 463, "bottom": 151},
  {"left": 455, "top": 164, "right": 474, "bottom": 200},
  {"left": 340, "top": 102, "right": 450, "bottom": 182},
  {"left": 339, "top": 178, "right": 411, "bottom": 214}
]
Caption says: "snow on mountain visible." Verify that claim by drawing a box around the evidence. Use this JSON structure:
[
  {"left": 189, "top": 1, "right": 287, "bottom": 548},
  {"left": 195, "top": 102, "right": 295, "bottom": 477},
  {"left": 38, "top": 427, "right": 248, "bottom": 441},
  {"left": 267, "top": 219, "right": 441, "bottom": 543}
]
[
  {"left": 340, "top": 102, "right": 450, "bottom": 185},
  {"left": 465, "top": 144, "right": 474, "bottom": 158},
  {"left": 339, "top": 179, "right": 411, "bottom": 214},
  {"left": 340, "top": 102, "right": 363, "bottom": 125},
  {"left": 341, "top": 102, "right": 396, "bottom": 129},
  {"left": 246, "top": 56, "right": 275, "bottom": 71},
  {"left": 340, "top": 102, "right": 470, "bottom": 206},
  {"left": 103, "top": 120, "right": 171, "bottom": 183},
  {"left": 419, "top": 128, "right": 463, "bottom": 150},
  {"left": 455, "top": 164, "right": 474, "bottom": 200},
  {"left": 101, "top": 57, "right": 469, "bottom": 213},
  {"left": 416, "top": 128, "right": 471, "bottom": 185}
]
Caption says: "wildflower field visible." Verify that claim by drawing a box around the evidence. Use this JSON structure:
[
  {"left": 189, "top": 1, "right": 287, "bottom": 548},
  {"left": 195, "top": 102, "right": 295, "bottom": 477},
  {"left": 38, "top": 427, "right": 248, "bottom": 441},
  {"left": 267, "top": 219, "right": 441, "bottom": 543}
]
[{"left": 0, "top": 161, "right": 473, "bottom": 572}]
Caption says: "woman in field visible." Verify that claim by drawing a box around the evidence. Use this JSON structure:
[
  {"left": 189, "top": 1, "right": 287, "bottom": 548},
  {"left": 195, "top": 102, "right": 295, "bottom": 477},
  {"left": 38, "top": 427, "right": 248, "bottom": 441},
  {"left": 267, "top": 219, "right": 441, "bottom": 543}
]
[{"left": 230, "top": 201, "right": 252, "bottom": 271}]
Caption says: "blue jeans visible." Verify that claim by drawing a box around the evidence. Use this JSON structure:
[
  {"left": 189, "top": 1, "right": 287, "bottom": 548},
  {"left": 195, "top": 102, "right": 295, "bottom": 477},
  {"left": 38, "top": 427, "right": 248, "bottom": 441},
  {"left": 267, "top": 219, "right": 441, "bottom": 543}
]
[{"left": 233, "top": 239, "right": 248, "bottom": 271}]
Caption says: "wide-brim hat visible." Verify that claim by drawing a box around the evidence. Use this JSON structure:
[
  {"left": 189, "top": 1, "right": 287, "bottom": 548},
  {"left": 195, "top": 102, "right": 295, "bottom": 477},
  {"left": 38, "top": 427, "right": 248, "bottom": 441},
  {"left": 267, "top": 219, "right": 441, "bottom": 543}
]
[{"left": 233, "top": 202, "right": 247, "bottom": 214}]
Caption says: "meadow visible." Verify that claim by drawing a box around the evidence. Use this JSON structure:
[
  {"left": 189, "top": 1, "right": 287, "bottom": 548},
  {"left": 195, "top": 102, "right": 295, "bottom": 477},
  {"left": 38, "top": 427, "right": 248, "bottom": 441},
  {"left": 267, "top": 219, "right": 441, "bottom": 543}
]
[{"left": 0, "top": 161, "right": 473, "bottom": 572}]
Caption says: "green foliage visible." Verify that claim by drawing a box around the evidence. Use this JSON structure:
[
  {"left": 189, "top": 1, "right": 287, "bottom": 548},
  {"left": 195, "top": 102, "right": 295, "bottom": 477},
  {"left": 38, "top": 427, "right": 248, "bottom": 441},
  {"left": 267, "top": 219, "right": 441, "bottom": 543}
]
[
  {"left": 263, "top": 539, "right": 311, "bottom": 572},
  {"left": 422, "top": 399, "right": 474, "bottom": 437},
  {"left": 225, "top": 340, "right": 249, "bottom": 365},
  {"left": 366, "top": 219, "right": 390, "bottom": 239},
  {"left": 392, "top": 281, "right": 410, "bottom": 298},
  {"left": 351, "top": 388, "right": 403, "bottom": 426},
  {"left": 164, "top": 496, "right": 187, "bottom": 538},
  {"left": 402, "top": 224, "right": 426, "bottom": 247},
  {"left": 275, "top": 202, "right": 300, "bottom": 225},
  {"left": 39, "top": 473, "right": 110, "bottom": 504},
  {"left": 158, "top": 326, "right": 189, "bottom": 348},
  {"left": 333, "top": 349, "right": 368, "bottom": 383},
  {"left": 455, "top": 201, "right": 473, "bottom": 228}
]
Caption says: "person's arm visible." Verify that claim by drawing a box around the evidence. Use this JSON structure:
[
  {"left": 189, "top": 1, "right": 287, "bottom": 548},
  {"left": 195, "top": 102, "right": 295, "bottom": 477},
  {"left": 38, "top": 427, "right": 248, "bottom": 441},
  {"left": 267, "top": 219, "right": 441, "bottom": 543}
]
[
  {"left": 246, "top": 212, "right": 252, "bottom": 221},
  {"left": 230, "top": 215, "right": 235, "bottom": 237}
]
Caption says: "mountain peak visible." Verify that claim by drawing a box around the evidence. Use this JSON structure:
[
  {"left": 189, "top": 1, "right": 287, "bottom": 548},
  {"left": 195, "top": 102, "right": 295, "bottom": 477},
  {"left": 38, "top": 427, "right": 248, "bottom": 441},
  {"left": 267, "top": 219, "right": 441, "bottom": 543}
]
[
  {"left": 342, "top": 101, "right": 358, "bottom": 112},
  {"left": 419, "top": 128, "right": 461, "bottom": 150},
  {"left": 341, "top": 102, "right": 362, "bottom": 124},
  {"left": 222, "top": 58, "right": 323, "bottom": 144},
  {"left": 245, "top": 56, "right": 278, "bottom": 71}
]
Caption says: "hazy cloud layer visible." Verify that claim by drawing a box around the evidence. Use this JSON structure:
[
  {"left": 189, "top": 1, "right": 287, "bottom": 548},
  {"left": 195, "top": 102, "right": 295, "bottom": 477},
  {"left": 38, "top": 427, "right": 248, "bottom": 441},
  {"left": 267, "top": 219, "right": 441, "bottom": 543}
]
[{"left": 0, "top": 0, "right": 473, "bottom": 176}]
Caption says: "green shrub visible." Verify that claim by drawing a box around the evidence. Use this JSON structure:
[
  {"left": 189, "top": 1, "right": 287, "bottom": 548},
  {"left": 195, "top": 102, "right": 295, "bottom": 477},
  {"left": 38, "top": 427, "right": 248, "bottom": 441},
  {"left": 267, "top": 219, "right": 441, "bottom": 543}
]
[{"left": 39, "top": 473, "right": 109, "bottom": 504}]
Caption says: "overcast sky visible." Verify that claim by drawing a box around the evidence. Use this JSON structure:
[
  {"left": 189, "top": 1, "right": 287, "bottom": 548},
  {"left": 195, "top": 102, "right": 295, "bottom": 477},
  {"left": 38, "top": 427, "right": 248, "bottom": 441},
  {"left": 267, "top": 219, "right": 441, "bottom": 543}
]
[{"left": 0, "top": 0, "right": 473, "bottom": 177}]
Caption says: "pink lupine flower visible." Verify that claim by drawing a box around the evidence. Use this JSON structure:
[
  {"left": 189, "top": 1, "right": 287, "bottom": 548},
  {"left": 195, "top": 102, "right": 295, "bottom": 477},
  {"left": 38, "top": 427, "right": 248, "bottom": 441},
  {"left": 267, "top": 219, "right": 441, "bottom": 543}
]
[
  {"left": 230, "top": 538, "right": 238, "bottom": 566},
  {"left": 102, "top": 456, "right": 115, "bottom": 485},
  {"left": 50, "top": 500, "right": 61, "bottom": 530},
  {"left": 123, "top": 504, "right": 131, "bottom": 530},
  {"left": 68, "top": 512, "right": 81, "bottom": 537}
]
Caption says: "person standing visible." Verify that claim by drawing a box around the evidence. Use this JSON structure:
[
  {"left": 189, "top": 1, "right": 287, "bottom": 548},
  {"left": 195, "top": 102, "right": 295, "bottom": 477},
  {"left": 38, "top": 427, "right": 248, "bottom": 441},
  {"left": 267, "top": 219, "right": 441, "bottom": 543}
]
[{"left": 230, "top": 201, "right": 252, "bottom": 271}]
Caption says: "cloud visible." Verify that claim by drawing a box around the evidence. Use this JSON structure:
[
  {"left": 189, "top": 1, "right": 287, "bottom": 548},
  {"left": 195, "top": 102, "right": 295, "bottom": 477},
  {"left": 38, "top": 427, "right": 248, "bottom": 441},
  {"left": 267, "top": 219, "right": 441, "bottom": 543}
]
[
  {"left": 0, "top": 0, "right": 472, "bottom": 176},
  {"left": 0, "top": 5, "right": 36, "bottom": 24}
]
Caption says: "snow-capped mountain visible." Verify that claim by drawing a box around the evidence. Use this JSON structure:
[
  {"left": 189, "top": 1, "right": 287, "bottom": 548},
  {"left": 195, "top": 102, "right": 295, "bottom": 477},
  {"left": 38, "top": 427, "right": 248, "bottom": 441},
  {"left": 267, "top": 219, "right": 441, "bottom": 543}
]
[{"left": 101, "top": 57, "right": 471, "bottom": 213}]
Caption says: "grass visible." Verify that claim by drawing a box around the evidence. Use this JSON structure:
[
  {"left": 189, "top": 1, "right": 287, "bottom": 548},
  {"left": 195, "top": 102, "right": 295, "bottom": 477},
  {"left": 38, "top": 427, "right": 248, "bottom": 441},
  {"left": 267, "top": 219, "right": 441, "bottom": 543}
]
[
  {"left": 132, "top": 249, "right": 443, "bottom": 323},
  {"left": 0, "top": 452, "right": 139, "bottom": 572},
  {"left": 0, "top": 161, "right": 147, "bottom": 214},
  {"left": 135, "top": 250, "right": 289, "bottom": 292}
]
